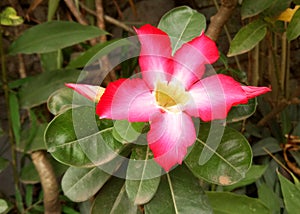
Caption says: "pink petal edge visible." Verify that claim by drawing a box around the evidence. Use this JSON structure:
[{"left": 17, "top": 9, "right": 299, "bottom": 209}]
[{"left": 65, "top": 83, "right": 104, "bottom": 102}]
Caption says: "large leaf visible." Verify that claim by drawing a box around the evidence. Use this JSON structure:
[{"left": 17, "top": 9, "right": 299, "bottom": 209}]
[
  {"left": 62, "top": 166, "right": 112, "bottom": 202},
  {"left": 113, "top": 120, "right": 145, "bottom": 143},
  {"left": 91, "top": 178, "right": 138, "bottom": 214},
  {"left": 45, "top": 106, "right": 125, "bottom": 167},
  {"left": 228, "top": 20, "right": 267, "bottom": 57},
  {"left": 226, "top": 98, "right": 257, "bottom": 123},
  {"left": 9, "top": 21, "right": 107, "bottom": 54},
  {"left": 158, "top": 6, "right": 206, "bottom": 54},
  {"left": 251, "top": 137, "right": 282, "bottom": 156},
  {"left": 18, "top": 69, "right": 84, "bottom": 108},
  {"left": 206, "top": 192, "right": 270, "bottom": 214},
  {"left": 287, "top": 8, "right": 300, "bottom": 41},
  {"left": 241, "top": 0, "right": 273, "bottom": 19},
  {"left": 144, "top": 165, "right": 212, "bottom": 214},
  {"left": 278, "top": 173, "right": 300, "bottom": 212},
  {"left": 125, "top": 146, "right": 161, "bottom": 205},
  {"left": 185, "top": 123, "right": 252, "bottom": 185}
]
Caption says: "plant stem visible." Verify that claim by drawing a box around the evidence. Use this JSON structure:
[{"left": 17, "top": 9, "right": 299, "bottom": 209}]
[{"left": 0, "top": 27, "right": 22, "bottom": 210}]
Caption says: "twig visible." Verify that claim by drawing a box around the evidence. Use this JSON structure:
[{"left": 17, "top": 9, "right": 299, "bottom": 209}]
[
  {"left": 31, "top": 151, "right": 61, "bottom": 214},
  {"left": 64, "top": 0, "right": 88, "bottom": 25},
  {"left": 206, "top": 0, "right": 238, "bottom": 41},
  {"left": 79, "top": 2, "right": 135, "bottom": 34}
]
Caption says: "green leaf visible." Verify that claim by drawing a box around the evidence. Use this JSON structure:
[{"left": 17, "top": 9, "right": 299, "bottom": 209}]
[
  {"left": 48, "top": 0, "right": 60, "bottom": 21},
  {"left": 223, "top": 165, "right": 267, "bottom": 191},
  {"left": 241, "top": 0, "right": 274, "bottom": 19},
  {"left": 0, "top": 199, "right": 8, "bottom": 213},
  {"left": 45, "top": 106, "right": 125, "bottom": 167},
  {"left": 113, "top": 120, "right": 145, "bottom": 143},
  {"left": 287, "top": 9, "right": 300, "bottom": 41},
  {"left": 206, "top": 192, "right": 270, "bottom": 214},
  {"left": 91, "top": 178, "right": 138, "bottom": 214},
  {"left": 228, "top": 20, "right": 267, "bottom": 57},
  {"left": 145, "top": 165, "right": 212, "bottom": 214},
  {"left": 40, "top": 50, "right": 63, "bottom": 71},
  {"left": 126, "top": 146, "right": 161, "bottom": 205},
  {"left": 0, "top": 157, "right": 9, "bottom": 174},
  {"left": 158, "top": 6, "right": 206, "bottom": 54},
  {"left": 278, "top": 173, "right": 300, "bottom": 212},
  {"left": 185, "top": 123, "right": 252, "bottom": 185},
  {"left": 9, "top": 21, "right": 108, "bottom": 54},
  {"left": 25, "top": 185, "right": 33, "bottom": 207},
  {"left": 0, "top": 7, "right": 23, "bottom": 26},
  {"left": 263, "top": 0, "right": 291, "bottom": 18},
  {"left": 47, "top": 87, "right": 75, "bottom": 115},
  {"left": 62, "top": 166, "right": 111, "bottom": 202},
  {"left": 258, "top": 183, "right": 281, "bottom": 213},
  {"left": 67, "top": 39, "right": 131, "bottom": 69},
  {"left": 18, "top": 69, "right": 85, "bottom": 108},
  {"left": 9, "top": 93, "right": 20, "bottom": 145},
  {"left": 226, "top": 98, "right": 257, "bottom": 123},
  {"left": 251, "top": 137, "right": 282, "bottom": 156}
]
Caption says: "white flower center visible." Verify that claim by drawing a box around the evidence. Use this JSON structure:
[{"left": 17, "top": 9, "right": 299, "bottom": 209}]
[{"left": 154, "top": 81, "right": 190, "bottom": 113}]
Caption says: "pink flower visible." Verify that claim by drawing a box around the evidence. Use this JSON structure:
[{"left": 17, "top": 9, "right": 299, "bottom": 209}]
[{"left": 68, "top": 24, "right": 271, "bottom": 172}]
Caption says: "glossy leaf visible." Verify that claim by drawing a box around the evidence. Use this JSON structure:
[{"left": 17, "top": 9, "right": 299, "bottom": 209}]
[
  {"left": 158, "top": 6, "right": 206, "bottom": 54},
  {"left": 145, "top": 165, "right": 212, "bottom": 214},
  {"left": 0, "top": 157, "right": 9, "bottom": 174},
  {"left": 206, "top": 192, "right": 270, "bottom": 214},
  {"left": 47, "top": 87, "right": 75, "bottom": 115},
  {"left": 228, "top": 20, "right": 267, "bottom": 57},
  {"left": 251, "top": 137, "right": 282, "bottom": 156},
  {"left": 125, "top": 146, "right": 161, "bottom": 205},
  {"left": 45, "top": 106, "right": 124, "bottom": 167},
  {"left": 223, "top": 165, "right": 267, "bottom": 191},
  {"left": 0, "top": 199, "right": 8, "bottom": 213},
  {"left": 9, "top": 21, "right": 108, "bottom": 54},
  {"left": 278, "top": 173, "right": 300, "bottom": 212},
  {"left": 226, "top": 98, "right": 257, "bottom": 123},
  {"left": 62, "top": 166, "right": 111, "bottom": 202},
  {"left": 113, "top": 120, "right": 145, "bottom": 143},
  {"left": 18, "top": 69, "right": 84, "bottom": 108},
  {"left": 91, "top": 178, "right": 138, "bottom": 214},
  {"left": 241, "top": 0, "right": 273, "bottom": 19},
  {"left": 185, "top": 123, "right": 252, "bottom": 185},
  {"left": 287, "top": 9, "right": 300, "bottom": 41}
]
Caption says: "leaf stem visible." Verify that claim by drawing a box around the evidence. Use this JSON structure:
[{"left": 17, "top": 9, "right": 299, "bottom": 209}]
[{"left": 166, "top": 173, "right": 179, "bottom": 214}]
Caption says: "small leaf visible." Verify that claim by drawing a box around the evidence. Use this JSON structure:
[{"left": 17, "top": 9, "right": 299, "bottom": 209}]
[
  {"left": 158, "top": 6, "right": 206, "bottom": 54},
  {"left": 206, "top": 192, "right": 270, "bottom": 214},
  {"left": 47, "top": 87, "right": 75, "bottom": 115},
  {"left": 226, "top": 98, "right": 257, "bottom": 123},
  {"left": 223, "top": 165, "right": 267, "bottom": 191},
  {"left": 125, "top": 146, "right": 161, "bottom": 205},
  {"left": 91, "top": 178, "right": 138, "bottom": 214},
  {"left": 0, "top": 7, "right": 23, "bottom": 26},
  {"left": 144, "top": 165, "right": 212, "bottom": 214},
  {"left": 241, "top": 0, "right": 274, "bottom": 19},
  {"left": 47, "top": 0, "right": 60, "bottom": 21},
  {"left": 45, "top": 106, "right": 125, "bottom": 167},
  {"left": 287, "top": 8, "right": 300, "bottom": 41},
  {"left": 258, "top": 183, "right": 281, "bottom": 213},
  {"left": 9, "top": 21, "right": 108, "bottom": 54},
  {"left": 251, "top": 137, "right": 282, "bottom": 156},
  {"left": 0, "top": 199, "right": 9, "bottom": 213},
  {"left": 228, "top": 20, "right": 267, "bottom": 57},
  {"left": 278, "top": 173, "right": 300, "bottom": 212},
  {"left": 18, "top": 69, "right": 85, "bottom": 108},
  {"left": 185, "top": 123, "right": 252, "bottom": 185}
]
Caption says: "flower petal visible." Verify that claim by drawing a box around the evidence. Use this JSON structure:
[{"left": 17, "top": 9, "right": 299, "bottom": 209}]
[
  {"left": 135, "top": 24, "right": 173, "bottom": 89},
  {"left": 172, "top": 33, "right": 219, "bottom": 89},
  {"left": 65, "top": 83, "right": 105, "bottom": 102},
  {"left": 96, "top": 78, "right": 158, "bottom": 122},
  {"left": 147, "top": 112, "right": 196, "bottom": 172},
  {"left": 185, "top": 74, "right": 251, "bottom": 121},
  {"left": 241, "top": 85, "right": 271, "bottom": 99}
]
